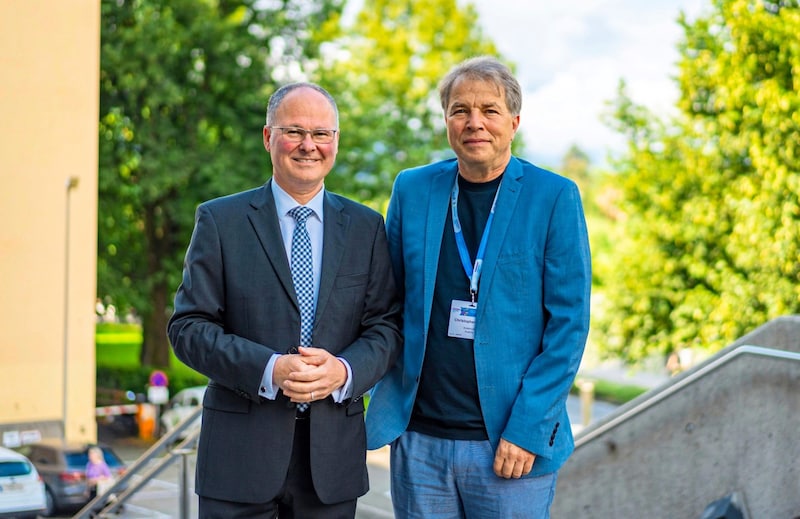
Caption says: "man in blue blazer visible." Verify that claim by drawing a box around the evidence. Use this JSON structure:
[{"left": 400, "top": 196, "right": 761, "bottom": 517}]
[
  {"left": 365, "top": 57, "right": 591, "bottom": 518},
  {"left": 169, "top": 83, "right": 402, "bottom": 518}
]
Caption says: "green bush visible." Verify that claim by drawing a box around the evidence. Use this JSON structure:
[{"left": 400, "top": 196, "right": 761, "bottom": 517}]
[
  {"left": 571, "top": 379, "right": 648, "bottom": 405},
  {"left": 96, "top": 365, "right": 207, "bottom": 401},
  {"left": 95, "top": 324, "right": 207, "bottom": 403}
]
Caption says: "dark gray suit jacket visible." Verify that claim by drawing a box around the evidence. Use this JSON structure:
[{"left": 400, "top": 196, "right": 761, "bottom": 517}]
[{"left": 168, "top": 180, "right": 402, "bottom": 504}]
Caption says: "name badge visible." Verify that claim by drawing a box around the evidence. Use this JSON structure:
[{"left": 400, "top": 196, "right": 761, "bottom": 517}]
[{"left": 448, "top": 300, "right": 477, "bottom": 339}]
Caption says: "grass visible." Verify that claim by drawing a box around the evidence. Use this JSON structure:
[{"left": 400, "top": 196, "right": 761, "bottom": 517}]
[
  {"left": 572, "top": 378, "right": 648, "bottom": 405},
  {"left": 95, "top": 323, "right": 205, "bottom": 381}
]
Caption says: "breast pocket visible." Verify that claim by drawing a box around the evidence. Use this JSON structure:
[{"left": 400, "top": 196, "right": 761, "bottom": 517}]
[
  {"left": 329, "top": 273, "right": 369, "bottom": 334},
  {"left": 494, "top": 250, "right": 542, "bottom": 307}
]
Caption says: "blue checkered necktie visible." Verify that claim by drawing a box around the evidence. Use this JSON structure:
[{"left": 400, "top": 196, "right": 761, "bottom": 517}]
[{"left": 289, "top": 206, "right": 315, "bottom": 412}]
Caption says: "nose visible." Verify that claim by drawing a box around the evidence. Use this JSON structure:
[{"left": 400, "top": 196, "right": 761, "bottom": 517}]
[
  {"left": 466, "top": 110, "right": 484, "bottom": 130},
  {"left": 299, "top": 132, "right": 317, "bottom": 150}
]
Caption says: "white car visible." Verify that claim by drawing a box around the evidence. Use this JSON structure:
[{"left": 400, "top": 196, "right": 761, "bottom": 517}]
[
  {"left": 160, "top": 385, "right": 207, "bottom": 439},
  {"left": 0, "top": 446, "right": 47, "bottom": 519}
]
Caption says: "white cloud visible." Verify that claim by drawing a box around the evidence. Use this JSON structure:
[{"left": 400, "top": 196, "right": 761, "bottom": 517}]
[{"left": 469, "top": 0, "right": 707, "bottom": 167}]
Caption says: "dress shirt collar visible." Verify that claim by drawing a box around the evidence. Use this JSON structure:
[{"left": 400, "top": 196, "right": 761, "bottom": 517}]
[{"left": 271, "top": 180, "right": 325, "bottom": 223}]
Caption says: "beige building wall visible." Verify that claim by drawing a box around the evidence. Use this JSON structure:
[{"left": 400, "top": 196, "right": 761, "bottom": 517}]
[{"left": 0, "top": 1, "right": 100, "bottom": 444}]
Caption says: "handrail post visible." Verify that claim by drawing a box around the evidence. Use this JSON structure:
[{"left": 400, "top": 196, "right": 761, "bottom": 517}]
[
  {"left": 174, "top": 448, "right": 195, "bottom": 519},
  {"left": 577, "top": 379, "right": 595, "bottom": 427}
]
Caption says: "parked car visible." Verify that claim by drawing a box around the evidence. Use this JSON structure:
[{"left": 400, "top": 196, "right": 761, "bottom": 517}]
[
  {"left": 159, "top": 385, "right": 206, "bottom": 440},
  {"left": 16, "top": 440, "right": 126, "bottom": 516},
  {"left": 0, "top": 446, "right": 46, "bottom": 519}
]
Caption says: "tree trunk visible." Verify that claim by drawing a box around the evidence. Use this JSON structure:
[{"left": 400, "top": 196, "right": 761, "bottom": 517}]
[
  {"left": 139, "top": 278, "right": 171, "bottom": 368},
  {"left": 139, "top": 202, "right": 172, "bottom": 368}
]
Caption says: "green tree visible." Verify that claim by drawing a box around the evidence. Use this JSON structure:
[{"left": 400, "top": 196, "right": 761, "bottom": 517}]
[
  {"left": 561, "top": 144, "right": 592, "bottom": 193},
  {"left": 310, "top": 0, "right": 505, "bottom": 206},
  {"left": 99, "top": 0, "right": 342, "bottom": 367},
  {"left": 596, "top": 0, "right": 800, "bottom": 365}
]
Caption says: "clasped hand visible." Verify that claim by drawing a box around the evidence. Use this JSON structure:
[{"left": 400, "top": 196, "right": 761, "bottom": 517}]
[{"left": 274, "top": 346, "right": 347, "bottom": 403}]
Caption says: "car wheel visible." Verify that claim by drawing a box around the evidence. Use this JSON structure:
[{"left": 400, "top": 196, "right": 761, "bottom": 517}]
[{"left": 43, "top": 487, "right": 57, "bottom": 516}]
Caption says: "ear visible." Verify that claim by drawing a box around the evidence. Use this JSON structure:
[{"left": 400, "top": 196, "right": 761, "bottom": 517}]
[{"left": 263, "top": 126, "right": 271, "bottom": 152}]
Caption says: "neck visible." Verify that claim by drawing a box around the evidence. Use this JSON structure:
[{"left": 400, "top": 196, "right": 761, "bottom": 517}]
[
  {"left": 458, "top": 165, "right": 505, "bottom": 183},
  {"left": 457, "top": 155, "right": 510, "bottom": 183},
  {"left": 276, "top": 179, "right": 323, "bottom": 205}
]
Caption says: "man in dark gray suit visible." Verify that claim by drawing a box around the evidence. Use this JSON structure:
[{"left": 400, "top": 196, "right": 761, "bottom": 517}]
[{"left": 168, "top": 82, "right": 402, "bottom": 518}]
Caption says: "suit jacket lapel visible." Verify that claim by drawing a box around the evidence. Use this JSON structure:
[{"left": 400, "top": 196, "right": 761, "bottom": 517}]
[
  {"left": 477, "top": 157, "right": 523, "bottom": 319},
  {"left": 247, "top": 180, "right": 298, "bottom": 309},
  {"left": 423, "top": 162, "right": 459, "bottom": 335},
  {"left": 316, "top": 192, "right": 347, "bottom": 328}
]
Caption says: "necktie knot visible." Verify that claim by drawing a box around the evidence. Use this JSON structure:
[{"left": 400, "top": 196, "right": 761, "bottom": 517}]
[{"left": 289, "top": 206, "right": 314, "bottom": 225}]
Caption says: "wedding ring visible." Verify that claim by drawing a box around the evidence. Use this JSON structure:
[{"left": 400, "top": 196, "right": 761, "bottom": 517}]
[{"left": 310, "top": 391, "right": 314, "bottom": 400}]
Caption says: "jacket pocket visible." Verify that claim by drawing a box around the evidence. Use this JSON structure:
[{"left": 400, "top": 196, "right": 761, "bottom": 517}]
[{"left": 203, "top": 383, "right": 251, "bottom": 414}]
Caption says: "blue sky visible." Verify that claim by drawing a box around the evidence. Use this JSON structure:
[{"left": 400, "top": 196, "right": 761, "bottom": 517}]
[{"left": 469, "top": 0, "right": 707, "bottom": 168}]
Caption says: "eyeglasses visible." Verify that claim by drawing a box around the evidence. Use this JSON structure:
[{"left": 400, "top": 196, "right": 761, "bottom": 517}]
[{"left": 269, "top": 126, "right": 338, "bottom": 144}]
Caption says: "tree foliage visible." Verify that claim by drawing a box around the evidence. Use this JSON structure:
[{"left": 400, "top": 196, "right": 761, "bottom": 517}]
[
  {"left": 99, "top": 0, "right": 342, "bottom": 366},
  {"left": 310, "top": 0, "right": 503, "bottom": 207},
  {"left": 98, "top": 0, "right": 509, "bottom": 367},
  {"left": 595, "top": 0, "right": 800, "bottom": 365}
]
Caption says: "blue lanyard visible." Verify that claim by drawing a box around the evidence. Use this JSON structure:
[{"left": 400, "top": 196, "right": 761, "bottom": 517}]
[{"left": 451, "top": 177, "right": 501, "bottom": 302}]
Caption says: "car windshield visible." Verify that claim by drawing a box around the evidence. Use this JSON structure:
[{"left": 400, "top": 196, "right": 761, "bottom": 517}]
[
  {"left": 0, "top": 460, "right": 33, "bottom": 477},
  {"left": 65, "top": 448, "right": 124, "bottom": 469}
]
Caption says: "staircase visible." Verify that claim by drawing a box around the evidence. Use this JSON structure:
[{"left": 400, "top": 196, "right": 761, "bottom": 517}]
[{"left": 551, "top": 316, "right": 800, "bottom": 518}]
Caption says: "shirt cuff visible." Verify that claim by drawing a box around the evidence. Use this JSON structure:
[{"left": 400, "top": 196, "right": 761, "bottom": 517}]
[
  {"left": 329, "top": 357, "right": 353, "bottom": 403},
  {"left": 259, "top": 354, "right": 281, "bottom": 400}
]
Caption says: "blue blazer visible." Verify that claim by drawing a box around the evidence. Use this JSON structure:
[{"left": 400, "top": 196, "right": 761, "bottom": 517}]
[{"left": 365, "top": 157, "right": 591, "bottom": 476}]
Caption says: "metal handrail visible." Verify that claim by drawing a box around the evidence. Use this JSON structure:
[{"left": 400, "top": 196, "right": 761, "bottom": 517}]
[
  {"left": 73, "top": 405, "right": 203, "bottom": 518},
  {"left": 575, "top": 345, "right": 800, "bottom": 446}
]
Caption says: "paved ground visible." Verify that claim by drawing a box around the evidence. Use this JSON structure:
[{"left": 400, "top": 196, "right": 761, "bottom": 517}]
[
  {"left": 76, "top": 395, "right": 625, "bottom": 518},
  {"left": 72, "top": 363, "right": 667, "bottom": 518}
]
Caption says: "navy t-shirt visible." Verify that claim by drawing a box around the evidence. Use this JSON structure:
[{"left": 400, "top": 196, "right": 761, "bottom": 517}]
[{"left": 408, "top": 173, "right": 503, "bottom": 440}]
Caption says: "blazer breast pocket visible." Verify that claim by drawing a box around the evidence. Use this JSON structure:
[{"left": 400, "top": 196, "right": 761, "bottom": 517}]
[
  {"left": 334, "top": 272, "right": 368, "bottom": 289},
  {"left": 331, "top": 273, "right": 369, "bottom": 332},
  {"left": 494, "top": 250, "right": 541, "bottom": 306}
]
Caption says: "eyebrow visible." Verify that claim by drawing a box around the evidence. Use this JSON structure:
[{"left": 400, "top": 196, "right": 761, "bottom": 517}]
[{"left": 449, "top": 101, "right": 503, "bottom": 110}]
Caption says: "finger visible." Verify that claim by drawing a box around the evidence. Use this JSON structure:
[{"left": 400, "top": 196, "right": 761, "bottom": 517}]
[
  {"left": 297, "top": 347, "right": 337, "bottom": 367},
  {"left": 493, "top": 454, "right": 509, "bottom": 478},
  {"left": 521, "top": 456, "right": 535, "bottom": 476}
]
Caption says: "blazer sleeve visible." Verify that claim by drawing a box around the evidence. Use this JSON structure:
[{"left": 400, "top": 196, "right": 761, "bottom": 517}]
[
  {"left": 333, "top": 212, "right": 403, "bottom": 399},
  {"left": 167, "top": 203, "right": 275, "bottom": 399},
  {"left": 502, "top": 180, "right": 592, "bottom": 458}
]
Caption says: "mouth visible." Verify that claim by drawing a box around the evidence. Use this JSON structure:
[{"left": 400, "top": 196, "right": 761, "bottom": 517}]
[{"left": 463, "top": 139, "right": 488, "bottom": 146}]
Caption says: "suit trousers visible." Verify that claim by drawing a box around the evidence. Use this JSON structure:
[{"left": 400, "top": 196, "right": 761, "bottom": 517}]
[{"left": 198, "top": 416, "right": 358, "bottom": 519}]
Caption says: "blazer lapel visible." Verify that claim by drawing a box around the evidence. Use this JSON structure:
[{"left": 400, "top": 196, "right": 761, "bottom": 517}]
[
  {"left": 423, "top": 162, "right": 459, "bottom": 335},
  {"left": 316, "top": 192, "right": 347, "bottom": 329},
  {"left": 476, "top": 157, "right": 523, "bottom": 320},
  {"left": 247, "top": 180, "right": 298, "bottom": 308}
]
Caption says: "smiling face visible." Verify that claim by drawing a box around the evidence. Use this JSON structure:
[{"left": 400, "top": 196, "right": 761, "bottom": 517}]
[
  {"left": 444, "top": 77, "right": 520, "bottom": 182},
  {"left": 263, "top": 86, "right": 339, "bottom": 203}
]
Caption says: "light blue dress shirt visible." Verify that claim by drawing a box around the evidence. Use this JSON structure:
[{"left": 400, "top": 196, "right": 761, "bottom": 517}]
[{"left": 258, "top": 180, "right": 353, "bottom": 402}]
